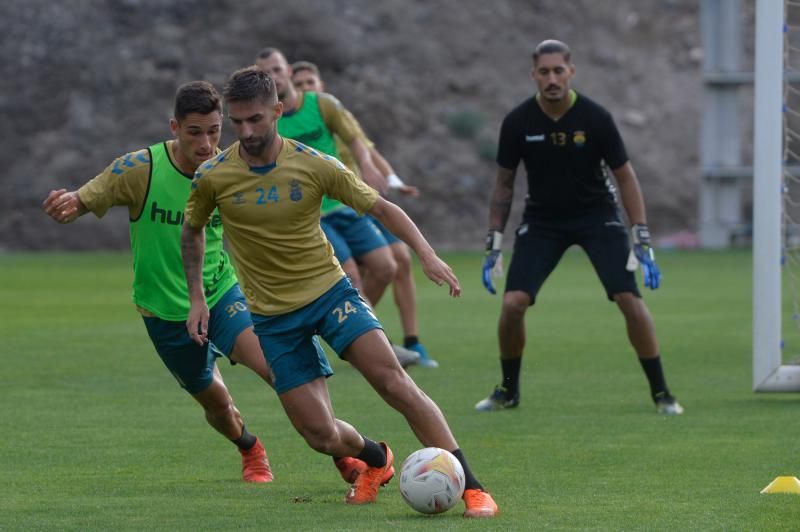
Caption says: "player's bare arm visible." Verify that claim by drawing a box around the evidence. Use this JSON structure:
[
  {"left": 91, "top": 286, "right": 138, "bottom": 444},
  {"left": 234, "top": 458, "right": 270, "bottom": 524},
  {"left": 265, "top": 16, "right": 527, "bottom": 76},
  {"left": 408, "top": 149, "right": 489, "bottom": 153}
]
[
  {"left": 181, "top": 222, "right": 210, "bottom": 345},
  {"left": 489, "top": 166, "right": 516, "bottom": 231},
  {"left": 43, "top": 189, "right": 88, "bottom": 224},
  {"left": 368, "top": 197, "right": 461, "bottom": 297},
  {"left": 324, "top": 98, "right": 387, "bottom": 194},
  {"left": 611, "top": 162, "right": 647, "bottom": 225},
  {"left": 370, "top": 146, "right": 419, "bottom": 197},
  {"left": 349, "top": 137, "right": 388, "bottom": 195}
]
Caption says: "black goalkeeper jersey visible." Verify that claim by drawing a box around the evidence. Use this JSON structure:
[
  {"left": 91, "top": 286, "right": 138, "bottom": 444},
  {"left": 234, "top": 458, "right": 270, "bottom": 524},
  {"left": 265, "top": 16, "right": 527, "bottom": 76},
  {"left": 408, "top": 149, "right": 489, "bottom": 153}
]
[{"left": 496, "top": 91, "right": 628, "bottom": 219}]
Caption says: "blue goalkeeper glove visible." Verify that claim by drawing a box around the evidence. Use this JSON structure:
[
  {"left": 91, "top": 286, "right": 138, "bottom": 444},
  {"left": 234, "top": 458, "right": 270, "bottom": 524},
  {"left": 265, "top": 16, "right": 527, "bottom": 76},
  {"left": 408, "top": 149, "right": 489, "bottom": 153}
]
[
  {"left": 626, "top": 223, "right": 661, "bottom": 289},
  {"left": 482, "top": 230, "right": 504, "bottom": 295}
]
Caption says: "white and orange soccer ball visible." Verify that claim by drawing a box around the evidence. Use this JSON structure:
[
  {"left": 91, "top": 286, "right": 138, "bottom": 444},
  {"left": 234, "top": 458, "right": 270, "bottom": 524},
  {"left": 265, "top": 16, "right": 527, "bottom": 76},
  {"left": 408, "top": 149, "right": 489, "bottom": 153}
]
[{"left": 399, "top": 447, "right": 466, "bottom": 514}]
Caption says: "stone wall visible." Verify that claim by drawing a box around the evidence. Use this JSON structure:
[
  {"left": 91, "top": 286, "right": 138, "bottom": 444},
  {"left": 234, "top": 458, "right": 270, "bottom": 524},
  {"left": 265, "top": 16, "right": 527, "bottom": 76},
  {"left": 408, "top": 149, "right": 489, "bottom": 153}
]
[{"left": 1, "top": 0, "right": 715, "bottom": 250}]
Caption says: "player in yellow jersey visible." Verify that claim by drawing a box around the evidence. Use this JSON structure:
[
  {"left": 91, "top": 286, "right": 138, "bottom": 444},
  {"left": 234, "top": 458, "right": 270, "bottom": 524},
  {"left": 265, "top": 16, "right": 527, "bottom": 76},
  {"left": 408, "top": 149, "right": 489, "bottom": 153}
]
[
  {"left": 256, "top": 47, "right": 420, "bottom": 368},
  {"left": 181, "top": 67, "right": 498, "bottom": 517},
  {"left": 291, "top": 60, "right": 438, "bottom": 368},
  {"left": 42, "top": 81, "right": 274, "bottom": 483}
]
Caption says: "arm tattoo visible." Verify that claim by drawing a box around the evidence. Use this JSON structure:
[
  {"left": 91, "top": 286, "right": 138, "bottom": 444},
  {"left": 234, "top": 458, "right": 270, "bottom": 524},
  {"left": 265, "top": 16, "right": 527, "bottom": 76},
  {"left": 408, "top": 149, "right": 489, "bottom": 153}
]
[
  {"left": 181, "top": 224, "right": 206, "bottom": 296},
  {"left": 489, "top": 169, "right": 515, "bottom": 231}
]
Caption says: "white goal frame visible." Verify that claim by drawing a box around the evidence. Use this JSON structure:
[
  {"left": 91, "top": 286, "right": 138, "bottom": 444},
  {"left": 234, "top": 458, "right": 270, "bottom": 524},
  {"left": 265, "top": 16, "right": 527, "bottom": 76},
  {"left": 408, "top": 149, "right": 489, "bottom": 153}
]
[{"left": 753, "top": 0, "right": 800, "bottom": 391}]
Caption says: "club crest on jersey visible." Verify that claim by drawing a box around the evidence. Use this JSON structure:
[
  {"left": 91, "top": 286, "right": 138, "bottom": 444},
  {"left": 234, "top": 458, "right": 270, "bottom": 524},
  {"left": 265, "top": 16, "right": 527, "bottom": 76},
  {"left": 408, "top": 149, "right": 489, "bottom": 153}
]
[
  {"left": 573, "top": 130, "right": 586, "bottom": 147},
  {"left": 233, "top": 192, "right": 247, "bottom": 205},
  {"left": 289, "top": 179, "right": 303, "bottom": 202}
]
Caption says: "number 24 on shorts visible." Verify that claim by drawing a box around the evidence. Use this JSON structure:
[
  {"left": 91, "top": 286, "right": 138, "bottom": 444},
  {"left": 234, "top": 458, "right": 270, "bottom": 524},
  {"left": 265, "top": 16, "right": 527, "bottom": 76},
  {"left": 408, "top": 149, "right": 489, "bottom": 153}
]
[{"left": 332, "top": 301, "right": 358, "bottom": 323}]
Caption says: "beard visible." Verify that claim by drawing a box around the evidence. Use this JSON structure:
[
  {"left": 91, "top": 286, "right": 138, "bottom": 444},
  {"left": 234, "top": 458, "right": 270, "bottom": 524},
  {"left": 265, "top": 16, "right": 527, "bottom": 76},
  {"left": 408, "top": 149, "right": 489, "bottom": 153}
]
[
  {"left": 541, "top": 84, "right": 565, "bottom": 101},
  {"left": 240, "top": 128, "right": 275, "bottom": 157}
]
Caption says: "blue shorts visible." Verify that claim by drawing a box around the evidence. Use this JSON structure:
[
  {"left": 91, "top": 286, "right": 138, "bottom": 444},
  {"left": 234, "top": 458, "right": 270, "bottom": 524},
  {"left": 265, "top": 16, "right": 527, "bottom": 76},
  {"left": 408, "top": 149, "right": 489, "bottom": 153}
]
[
  {"left": 320, "top": 207, "right": 389, "bottom": 263},
  {"left": 143, "top": 284, "right": 254, "bottom": 394},
  {"left": 366, "top": 214, "right": 400, "bottom": 245},
  {"left": 251, "top": 277, "right": 383, "bottom": 394}
]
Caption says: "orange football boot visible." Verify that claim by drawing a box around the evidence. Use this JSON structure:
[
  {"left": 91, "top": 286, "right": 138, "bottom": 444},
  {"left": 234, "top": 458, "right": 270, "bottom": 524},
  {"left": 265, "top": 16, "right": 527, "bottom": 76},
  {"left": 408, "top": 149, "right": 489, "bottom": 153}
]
[
  {"left": 334, "top": 456, "right": 394, "bottom": 485},
  {"left": 239, "top": 438, "right": 273, "bottom": 483},
  {"left": 344, "top": 443, "right": 394, "bottom": 504},
  {"left": 463, "top": 489, "right": 499, "bottom": 518}
]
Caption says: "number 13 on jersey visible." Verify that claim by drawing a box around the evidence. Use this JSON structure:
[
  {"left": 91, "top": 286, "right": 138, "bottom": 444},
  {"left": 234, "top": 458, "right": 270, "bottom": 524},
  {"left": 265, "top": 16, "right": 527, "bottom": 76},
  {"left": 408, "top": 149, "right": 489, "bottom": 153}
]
[{"left": 550, "top": 132, "right": 566, "bottom": 146}]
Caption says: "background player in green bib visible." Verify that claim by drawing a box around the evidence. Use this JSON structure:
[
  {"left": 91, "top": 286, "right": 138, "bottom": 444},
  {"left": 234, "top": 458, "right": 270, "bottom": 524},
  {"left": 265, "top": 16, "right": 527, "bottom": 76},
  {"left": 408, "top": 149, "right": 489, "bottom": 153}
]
[
  {"left": 476, "top": 40, "right": 683, "bottom": 416},
  {"left": 181, "top": 66, "right": 498, "bottom": 518},
  {"left": 42, "top": 81, "right": 274, "bottom": 482},
  {"left": 291, "top": 60, "right": 439, "bottom": 368},
  {"left": 256, "top": 47, "right": 420, "bottom": 368}
]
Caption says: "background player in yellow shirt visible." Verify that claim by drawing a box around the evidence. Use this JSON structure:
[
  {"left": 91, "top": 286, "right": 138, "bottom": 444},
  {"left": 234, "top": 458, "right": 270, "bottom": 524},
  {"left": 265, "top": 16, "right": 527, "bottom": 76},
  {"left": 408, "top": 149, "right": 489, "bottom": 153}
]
[
  {"left": 292, "top": 61, "right": 420, "bottom": 197},
  {"left": 291, "top": 60, "right": 438, "bottom": 368},
  {"left": 181, "top": 66, "right": 498, "bottom": 518},
  {"left": 42, "top": 81, "right": 274, "bottom": 483},
  {"left": 256, "top": 48, "right": 419, "bottom": 368}
]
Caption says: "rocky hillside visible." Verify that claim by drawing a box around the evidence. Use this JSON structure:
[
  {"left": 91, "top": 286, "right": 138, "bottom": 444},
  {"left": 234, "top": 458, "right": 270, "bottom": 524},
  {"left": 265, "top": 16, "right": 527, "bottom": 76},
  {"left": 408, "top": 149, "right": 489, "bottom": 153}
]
[{"left": 1, "top": 0, "right": 707, "bottom": 250}]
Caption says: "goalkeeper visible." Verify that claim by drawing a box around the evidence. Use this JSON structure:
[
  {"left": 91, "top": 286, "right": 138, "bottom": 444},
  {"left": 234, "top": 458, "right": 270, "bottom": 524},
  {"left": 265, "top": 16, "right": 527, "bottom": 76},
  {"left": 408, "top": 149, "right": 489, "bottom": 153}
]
[{"left": 476, "top": 39, "right": 683, "bottom": 415}]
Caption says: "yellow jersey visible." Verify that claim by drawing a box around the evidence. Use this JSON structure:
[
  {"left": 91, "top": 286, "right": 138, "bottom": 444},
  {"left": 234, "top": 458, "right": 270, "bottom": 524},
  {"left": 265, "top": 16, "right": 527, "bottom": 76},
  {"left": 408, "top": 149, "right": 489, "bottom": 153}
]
[
  {"left": 184, "top": 137, "right": 379, "bottom": 315},
  {"left": 78, "top": 146, "right": 153, "bottom": 220}
]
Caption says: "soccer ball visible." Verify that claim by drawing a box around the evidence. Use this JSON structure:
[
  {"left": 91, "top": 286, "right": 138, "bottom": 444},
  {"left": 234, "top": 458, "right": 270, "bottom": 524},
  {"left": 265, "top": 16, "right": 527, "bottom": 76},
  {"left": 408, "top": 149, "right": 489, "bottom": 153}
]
[{"left": 399, "top": 447, "right": 465, "bottom": 514}]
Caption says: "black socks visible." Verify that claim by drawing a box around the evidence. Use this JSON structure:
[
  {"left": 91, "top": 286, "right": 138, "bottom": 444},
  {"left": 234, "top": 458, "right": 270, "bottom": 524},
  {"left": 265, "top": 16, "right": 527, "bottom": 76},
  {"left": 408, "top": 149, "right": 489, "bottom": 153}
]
[
  {"left": 501, "top": 357, "right": 522, "bottom": 397},
  {"left": 451, "top": 448, "right": 483, "bottom": 491},
  {"left": 357, "top": 437, "right": 387, "bottom": 468},
  {"left": 639, "top": 356, "right": 669, "bottom": 400},
  {"left": 232, "top": 425, "right": 257, "bottom": 450}
]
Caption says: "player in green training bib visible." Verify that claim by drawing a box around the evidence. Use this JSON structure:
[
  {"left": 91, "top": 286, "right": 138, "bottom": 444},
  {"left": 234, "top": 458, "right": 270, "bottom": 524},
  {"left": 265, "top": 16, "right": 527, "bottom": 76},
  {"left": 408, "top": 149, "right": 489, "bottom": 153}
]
[
  {"left": 42, "top": 81, "right": 274, "bottom": 483},
  {"left": 181, "top": 66, "right": 498, "bottom": 517},
  {"left": 291, "top": 59, "right": 438, "bottom": 368}
]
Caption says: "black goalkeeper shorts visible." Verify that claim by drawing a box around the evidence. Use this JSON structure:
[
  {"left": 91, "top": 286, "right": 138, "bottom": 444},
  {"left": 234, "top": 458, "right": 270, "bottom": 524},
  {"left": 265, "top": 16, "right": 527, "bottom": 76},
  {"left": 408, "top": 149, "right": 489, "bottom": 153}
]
[{"left": 505, "top": 209, "right": 641, "bottom": 304}]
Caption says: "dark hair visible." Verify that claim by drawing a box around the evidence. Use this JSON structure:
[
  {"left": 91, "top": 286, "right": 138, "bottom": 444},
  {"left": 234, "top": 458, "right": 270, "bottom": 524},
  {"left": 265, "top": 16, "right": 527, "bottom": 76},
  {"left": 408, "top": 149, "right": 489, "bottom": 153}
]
[
  {"left": 256, "top": 46, "right": 281, "bottom": 60},
  {"left": 173, "top": 81, "right": 222, "bottom": 120},
  {"left": 532, "top": 39, "right": 571, "bottom": 64},
  {"left": 291, "top": 60, "right": 320, "bottom": 77},
  {"left": 223, "top": 65, "right": 277, "bottom": 104}
]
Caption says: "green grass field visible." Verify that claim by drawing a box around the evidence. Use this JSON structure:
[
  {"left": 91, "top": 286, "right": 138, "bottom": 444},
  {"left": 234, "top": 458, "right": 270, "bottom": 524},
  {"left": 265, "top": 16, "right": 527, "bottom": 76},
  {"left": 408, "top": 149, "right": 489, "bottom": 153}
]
[{"left": 1, "top": 250, "right": 799, "bottom": 530}]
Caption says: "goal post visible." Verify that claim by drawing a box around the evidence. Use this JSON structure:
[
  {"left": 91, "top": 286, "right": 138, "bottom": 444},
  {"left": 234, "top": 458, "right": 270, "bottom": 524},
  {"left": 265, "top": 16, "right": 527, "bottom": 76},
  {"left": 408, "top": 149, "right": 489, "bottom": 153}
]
[{"left": 752, "top": 0, "right": 800, "bottom": 391}]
